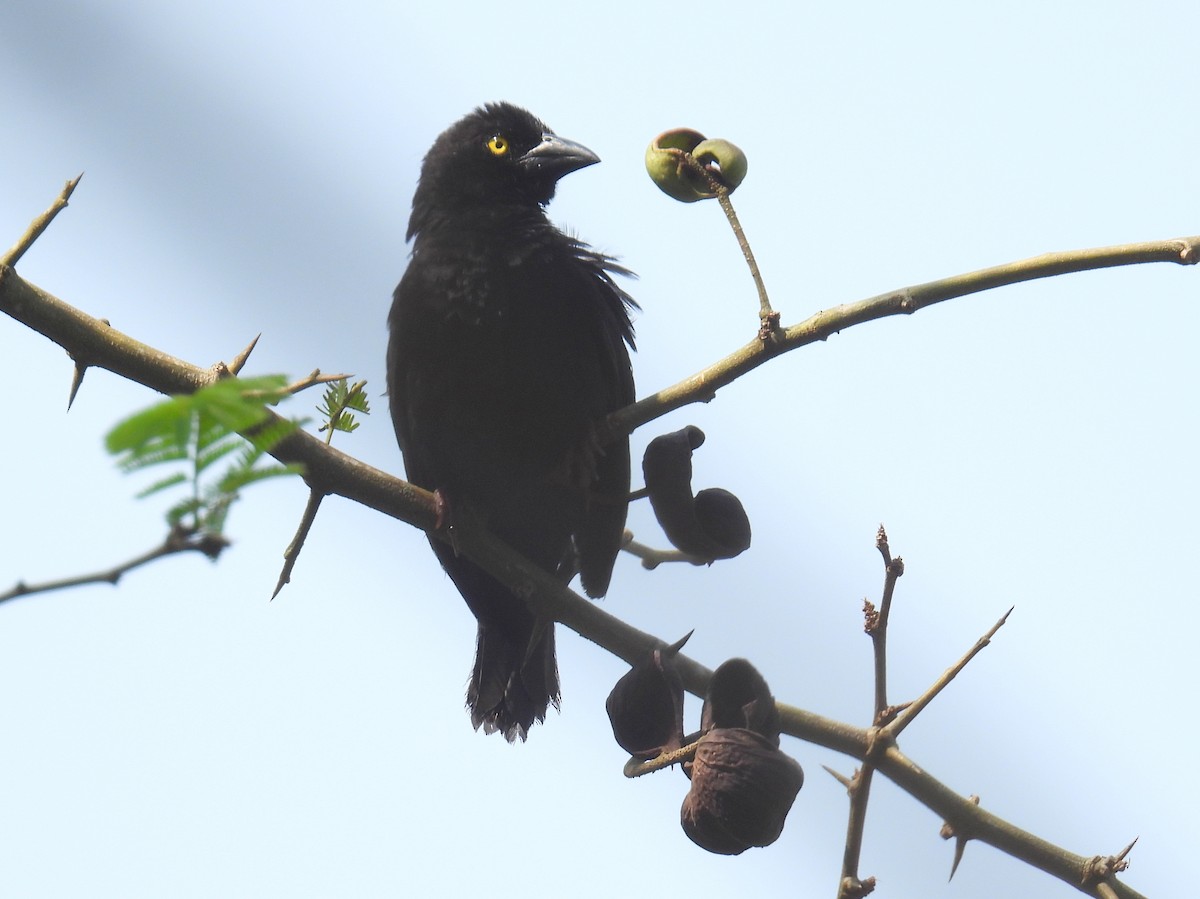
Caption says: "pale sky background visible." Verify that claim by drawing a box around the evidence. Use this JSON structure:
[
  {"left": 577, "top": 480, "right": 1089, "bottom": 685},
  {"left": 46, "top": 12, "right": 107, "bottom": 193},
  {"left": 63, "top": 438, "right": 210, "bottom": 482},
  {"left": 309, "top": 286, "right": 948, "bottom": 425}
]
[{"left": 2, "top": 2, "right": 1195, "bottom": 897}]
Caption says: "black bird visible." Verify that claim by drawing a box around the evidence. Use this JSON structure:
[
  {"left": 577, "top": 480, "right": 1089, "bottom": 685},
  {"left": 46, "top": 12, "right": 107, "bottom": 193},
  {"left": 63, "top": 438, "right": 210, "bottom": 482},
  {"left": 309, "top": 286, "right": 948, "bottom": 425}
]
[{"left": 387, "top": 103, "right": 637, "bottom": 741}]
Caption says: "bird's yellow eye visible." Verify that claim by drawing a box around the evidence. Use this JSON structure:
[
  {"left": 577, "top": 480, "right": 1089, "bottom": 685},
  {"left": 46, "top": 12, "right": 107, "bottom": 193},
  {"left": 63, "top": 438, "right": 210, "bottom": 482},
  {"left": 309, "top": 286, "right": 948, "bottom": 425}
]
[{"left": 487, "top": 134, "right": 509, "bottom": 157}]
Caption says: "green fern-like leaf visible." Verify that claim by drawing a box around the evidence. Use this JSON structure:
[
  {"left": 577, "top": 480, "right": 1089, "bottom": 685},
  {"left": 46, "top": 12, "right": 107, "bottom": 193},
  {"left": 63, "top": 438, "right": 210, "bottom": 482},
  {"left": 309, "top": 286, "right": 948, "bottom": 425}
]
[
  {"left": 166, "top": 497, "right": 206, "bottom": 528},
  {"left": 115, "top": 437, "right": 189, "bottom": 474},
  {"left": 135, "top": 471, "right": 189, "bottom": 500},
  {"left": 342, "top": 383, "right": 370, "bottom": 413},
  {"left": 107, "top": 375, "right": 287, "bottom": 461},
  {"left": 108, "top": 374, "right": 302, "bottom": 538},
  {"left": 246, "top": 415, "right": 304, "bottom": 454},
  {"left": 219, "top": 462, "right": 304, "bottom": 495},
  {"left": 108, "top": 402, "right": 194, "bottom": 471},
  {"left": 317, "top": 378, "right": 370, "bottom": 439},
  {"left": 195, "top": 433, "right": 245, "bottom": 475},
  {"left": 202, "top": 489, "right": 241, "bottom": 536}
]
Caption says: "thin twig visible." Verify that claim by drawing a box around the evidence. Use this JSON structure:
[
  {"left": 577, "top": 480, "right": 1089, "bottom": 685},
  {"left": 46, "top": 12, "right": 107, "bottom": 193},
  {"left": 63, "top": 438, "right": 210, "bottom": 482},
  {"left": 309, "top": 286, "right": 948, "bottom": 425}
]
[
  {"left": 0, "top": 526, "right": 226, "bottom": 605},
  {"left": 679, "top": 153, "right": 776, "bottom": 329},
  {"left": 622, "top": 735, "right": 702, "bottom": 778},
  {"left": 839, "top": 527, "right": 904, "bottom": 896},
  {"left": 837, "top": 762, "right": 879, "bottom": 898},
  {"left": 605, "top": 235, "right": 1200, "bottom": 442},
  {"left": 887, "top": 607, "right": 1014, "bottom": 739},
  {"left": 272, "top": 488, "right": 326, "bottom": 600},
  {"left": 869, "top": 524, "right": 904, "bottom": 721},
  {"left": 1, "top": 174, "right": 83, "bottom": 268},
  {"left": 287, "top": 368, "right": 353, "bottom": 397},
  {"left": 621, "top": 530, "right": 708, "bottom": 569},
  {"left": 240, "top": 369, "right": 353, "bottom": 403},
  {"left": 716, "top": 190, "right": 774, "bottom": 324},
  {"left": 272, "top": 380, "right": 365, "bottom": 597}
]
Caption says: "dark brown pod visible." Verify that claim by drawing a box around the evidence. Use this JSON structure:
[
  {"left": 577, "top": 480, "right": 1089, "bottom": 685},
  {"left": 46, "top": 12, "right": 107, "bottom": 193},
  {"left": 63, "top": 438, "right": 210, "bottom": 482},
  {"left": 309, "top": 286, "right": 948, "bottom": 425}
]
[
  {"left": 680, "top": 727, "right": 805, "bottom": 855},
  {"left": 642, "top": 426, "right": 751, "bottom": 561},
  {"left": 606, "top": 633, "right": 691, "bottom": 759},
  {"left": 701, "top": 657, "right": 781, "bottom": 743}
]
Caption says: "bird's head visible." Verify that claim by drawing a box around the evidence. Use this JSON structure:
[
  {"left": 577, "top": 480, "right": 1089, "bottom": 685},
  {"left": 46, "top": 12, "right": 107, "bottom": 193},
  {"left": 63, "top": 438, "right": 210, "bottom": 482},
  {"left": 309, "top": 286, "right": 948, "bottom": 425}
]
[{"left": 407, "top": 102, "right": 600, "bottom": 240}]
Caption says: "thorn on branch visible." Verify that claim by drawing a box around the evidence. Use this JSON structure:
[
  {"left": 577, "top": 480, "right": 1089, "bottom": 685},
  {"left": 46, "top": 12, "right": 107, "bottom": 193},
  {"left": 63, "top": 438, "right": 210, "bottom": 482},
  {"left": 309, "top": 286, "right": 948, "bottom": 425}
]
[
  {"left": 822, "top": 764, "right": 855, "bottom": 791},
  {"left": 229, "top": 334, "right": 260, "bottom": 374},
  {"left": 66, "top": 318, "right": 109, "bottom": 410},
  {"left": 948, "top": 837, "right": 968, "bottom": 881},
  {"left": 1080, "top": 838, "right": 1138, "bottom": 886},
  {"left": 940, "top": 795, "right": 979, "bottom": 881},
  {"left": 67, "top": 359, "right": 88, "bottom": 410}
]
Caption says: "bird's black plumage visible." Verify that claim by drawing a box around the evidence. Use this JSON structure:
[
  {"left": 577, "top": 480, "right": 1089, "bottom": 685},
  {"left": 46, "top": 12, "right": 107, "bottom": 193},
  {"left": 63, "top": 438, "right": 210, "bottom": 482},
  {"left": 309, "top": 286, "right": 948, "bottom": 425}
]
[{"left": 387, "top": 103, "right": 637, "bottom": 741}]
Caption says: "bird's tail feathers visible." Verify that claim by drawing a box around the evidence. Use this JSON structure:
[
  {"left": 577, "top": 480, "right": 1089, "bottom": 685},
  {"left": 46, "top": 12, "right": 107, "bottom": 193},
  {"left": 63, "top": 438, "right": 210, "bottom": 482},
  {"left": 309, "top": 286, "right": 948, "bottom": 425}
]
[{"left": 469, "top": 621, "right": 560, "bottom": 742}]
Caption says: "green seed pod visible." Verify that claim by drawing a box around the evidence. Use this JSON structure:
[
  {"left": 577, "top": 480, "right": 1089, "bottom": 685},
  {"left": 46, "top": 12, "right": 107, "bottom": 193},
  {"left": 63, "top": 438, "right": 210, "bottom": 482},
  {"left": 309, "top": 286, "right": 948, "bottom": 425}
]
[
  {"left": 645, "top": 128, "right": 748, "bottom": 202},
  {"left": 691, "top": 138, "right": 748, "bottom": 192},
  {"left": 645, "top": 128, "right": 709, "bottom": 202}
]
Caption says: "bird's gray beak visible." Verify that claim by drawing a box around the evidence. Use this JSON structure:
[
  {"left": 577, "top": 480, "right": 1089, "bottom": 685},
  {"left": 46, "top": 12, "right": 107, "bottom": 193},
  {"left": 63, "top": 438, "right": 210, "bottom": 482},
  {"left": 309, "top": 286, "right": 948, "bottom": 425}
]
[{"left": 518, "top": 133, "right": 600, "bottom": 180}]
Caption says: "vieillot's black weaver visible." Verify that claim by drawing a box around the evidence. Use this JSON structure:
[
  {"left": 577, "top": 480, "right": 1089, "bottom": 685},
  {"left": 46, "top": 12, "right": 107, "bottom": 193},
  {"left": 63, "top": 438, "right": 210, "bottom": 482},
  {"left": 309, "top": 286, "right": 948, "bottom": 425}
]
[{"left": 387, "top": 103, "right": 637, "bottom": 741}]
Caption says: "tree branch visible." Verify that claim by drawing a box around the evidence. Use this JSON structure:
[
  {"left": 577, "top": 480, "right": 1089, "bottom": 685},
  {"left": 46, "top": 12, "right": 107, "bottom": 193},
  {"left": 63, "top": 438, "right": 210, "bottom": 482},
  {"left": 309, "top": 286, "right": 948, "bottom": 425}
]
[
  {"left": 887, "top": 606, "right": 1013, "bottom": 740},
  {"left": 1, "top": 264, "right": 440, "bottom": 533},
  {"left": 1, "top": 175, "right": 82, "bottom": 268},
  {"left": 0, "top": 524, "right": 227, "bottom": 605},
  {"left": 4, "top": 226, "right": 1178, "bottom": 897},
  {"left": 605, "top": 236, "right": 1200, "bottom": 440},
  {"left": 834, "top": 526, "right": 907, "bottom": 897}
]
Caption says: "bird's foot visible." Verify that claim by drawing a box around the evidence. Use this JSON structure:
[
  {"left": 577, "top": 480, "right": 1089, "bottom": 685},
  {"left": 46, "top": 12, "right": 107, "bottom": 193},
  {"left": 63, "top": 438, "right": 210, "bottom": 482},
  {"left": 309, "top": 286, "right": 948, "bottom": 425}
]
[{"left": 433, "top": 488, "right": 463, "bottom": 556}]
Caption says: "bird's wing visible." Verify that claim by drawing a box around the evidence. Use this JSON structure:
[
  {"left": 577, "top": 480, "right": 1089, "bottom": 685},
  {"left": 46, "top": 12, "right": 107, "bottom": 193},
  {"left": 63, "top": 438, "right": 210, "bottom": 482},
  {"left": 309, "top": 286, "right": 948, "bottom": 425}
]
[{"left": 574, "top": 253, "right": 637, "bottom": 598}]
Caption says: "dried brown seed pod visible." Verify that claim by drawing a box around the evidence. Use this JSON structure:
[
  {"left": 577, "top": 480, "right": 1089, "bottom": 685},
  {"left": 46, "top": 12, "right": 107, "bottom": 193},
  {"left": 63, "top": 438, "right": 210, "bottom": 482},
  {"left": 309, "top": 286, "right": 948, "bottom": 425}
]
[
  {"left": 606, "top": 633, "right": 691, "bottom": 759},
  {"left": 681, "top": 727, "right": 805, "bottom": 855}
]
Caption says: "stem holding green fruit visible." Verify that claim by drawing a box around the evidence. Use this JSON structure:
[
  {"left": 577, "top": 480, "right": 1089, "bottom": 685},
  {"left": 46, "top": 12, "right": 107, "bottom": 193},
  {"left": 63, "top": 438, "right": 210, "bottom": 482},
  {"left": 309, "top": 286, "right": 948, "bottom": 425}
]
[{"left": 644, "top": 129, "right": 778, "bottom": 339}]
